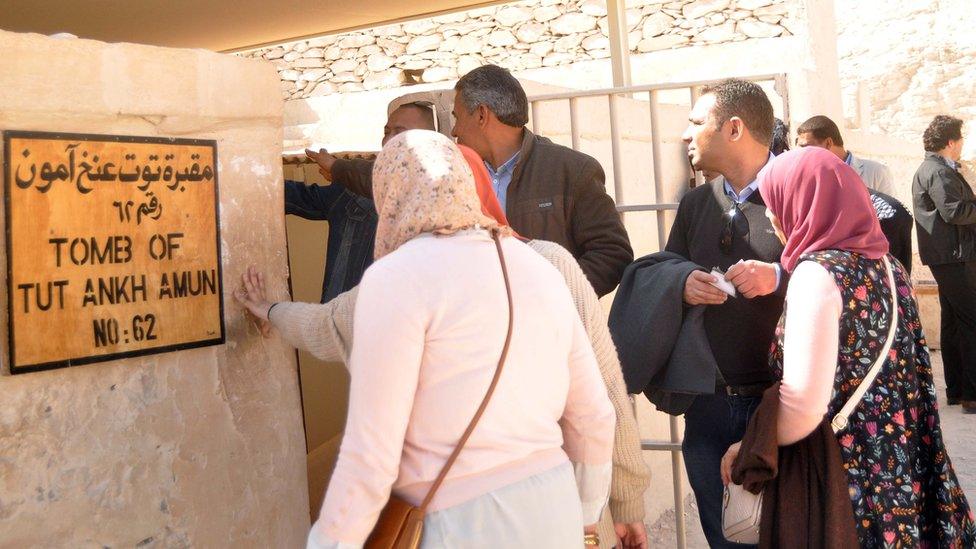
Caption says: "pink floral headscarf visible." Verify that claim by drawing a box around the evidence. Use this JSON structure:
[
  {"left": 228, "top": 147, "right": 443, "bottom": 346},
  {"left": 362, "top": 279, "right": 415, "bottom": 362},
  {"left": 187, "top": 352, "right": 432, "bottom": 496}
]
[
  {"left": 758, "top": 146, "right": 889, "bottom": 272},
  {"left": 371, "top": 130, "right": 512, "bottom": 259}
]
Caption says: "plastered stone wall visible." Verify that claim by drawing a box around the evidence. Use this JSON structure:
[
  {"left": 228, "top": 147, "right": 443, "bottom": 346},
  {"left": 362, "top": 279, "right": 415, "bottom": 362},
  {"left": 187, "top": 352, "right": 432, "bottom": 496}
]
[
  {"left": 238, "top": 0, "right": 793, "bottom": 99},
  {"left": 833, "top": 0, "right": 976, "bottom": 344},
  {"left": 0, "top": 31, "right": 309, "bottom": 547},
  {"left": 836, "top": 0, "right": 976, "bottom": 176}
]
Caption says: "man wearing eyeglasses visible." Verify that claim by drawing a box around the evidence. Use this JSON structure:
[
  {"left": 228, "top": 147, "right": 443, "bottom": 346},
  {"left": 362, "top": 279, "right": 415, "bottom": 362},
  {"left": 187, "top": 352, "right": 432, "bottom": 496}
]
[
  {"left": 290, "top": 102, "right": 436, "bottom": 302},
  {"left": 665, "top": 79, "right": 786, "bottom": 549}
]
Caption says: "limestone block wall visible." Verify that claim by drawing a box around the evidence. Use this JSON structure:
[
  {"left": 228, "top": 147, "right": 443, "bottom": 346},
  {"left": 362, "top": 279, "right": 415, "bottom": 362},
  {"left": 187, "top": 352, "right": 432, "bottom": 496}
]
[
  {"left": 238, "top": 0, "right": 793, "bottom": 100},
  {"left": 0, "top": 31, "right": 309, "bottom": 547}
]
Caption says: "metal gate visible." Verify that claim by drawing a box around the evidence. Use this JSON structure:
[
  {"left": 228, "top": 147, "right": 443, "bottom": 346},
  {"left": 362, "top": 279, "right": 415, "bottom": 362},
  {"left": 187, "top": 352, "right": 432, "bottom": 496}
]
[{"left": 527, "top": 74, "right": 789, "bottom": 549}]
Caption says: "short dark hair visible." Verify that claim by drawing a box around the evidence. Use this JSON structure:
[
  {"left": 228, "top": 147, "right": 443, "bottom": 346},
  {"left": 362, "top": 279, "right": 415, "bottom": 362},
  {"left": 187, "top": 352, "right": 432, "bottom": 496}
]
[
  {"left": 796, "top": 115, "right": 844, "bottom": 147},
  {"left": 395, "top": 102, "right": 436, "bottom": 130},
  {"left": 454, "top": 65, "right": 529, "bottom": 127},
  {"left": 923, "top": 115, "right": 964, "bottom": 152},
  {"left": 700, "top": 79, "right": 775, "bottom": 145},
  {"left": 770, "top": 118, "right": 790, "bottom": 156}
]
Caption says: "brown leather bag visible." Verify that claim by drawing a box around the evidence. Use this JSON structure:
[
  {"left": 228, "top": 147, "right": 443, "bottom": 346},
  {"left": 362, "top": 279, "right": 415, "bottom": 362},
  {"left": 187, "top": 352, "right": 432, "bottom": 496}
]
[{"left": 364, "top": 231, "right": 515, "bottom": 549}]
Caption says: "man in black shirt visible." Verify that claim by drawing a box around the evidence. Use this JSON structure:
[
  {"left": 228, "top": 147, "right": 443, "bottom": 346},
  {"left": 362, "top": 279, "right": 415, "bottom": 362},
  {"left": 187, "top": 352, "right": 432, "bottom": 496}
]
[
  {"left": 912, "top": 115, "right": 976, "bottom": 413},
  {"left": 293, "top": 102, "right": 435, "bottom": 302},
  {"left": 668, "top": 79, "right": 785, "bottom": 548}
]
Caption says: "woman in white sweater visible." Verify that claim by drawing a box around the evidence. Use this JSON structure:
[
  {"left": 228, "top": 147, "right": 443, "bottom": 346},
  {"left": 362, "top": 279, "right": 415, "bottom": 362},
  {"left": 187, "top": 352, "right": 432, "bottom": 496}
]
[
  {"left": 237, "top": 130, "right": 615, "bottom": 548},
  {"left": 240, "top": 143, "right": 651, "bottom": 548}
]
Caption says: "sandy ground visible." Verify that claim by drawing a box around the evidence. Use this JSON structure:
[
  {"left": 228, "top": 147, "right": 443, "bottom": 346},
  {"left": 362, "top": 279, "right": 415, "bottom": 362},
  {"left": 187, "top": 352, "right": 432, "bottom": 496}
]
[{"left": 646, "top": 350, "right": 974, "bottom": 549}]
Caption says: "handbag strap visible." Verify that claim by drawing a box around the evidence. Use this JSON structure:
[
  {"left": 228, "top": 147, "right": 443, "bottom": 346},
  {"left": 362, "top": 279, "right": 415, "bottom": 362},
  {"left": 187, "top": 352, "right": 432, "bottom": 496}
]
[
  {"left": 419, "top": 230, "right": 514, "bottom": 511},
  {"left": 831, "top": 256, "right": 898, "bottom": 433}
]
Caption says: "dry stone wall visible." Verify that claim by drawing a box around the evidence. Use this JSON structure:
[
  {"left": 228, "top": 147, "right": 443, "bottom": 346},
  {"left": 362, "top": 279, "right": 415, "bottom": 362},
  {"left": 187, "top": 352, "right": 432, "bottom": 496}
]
[{"left": 239, "top": 0, "right": 792, "bottom": 100}]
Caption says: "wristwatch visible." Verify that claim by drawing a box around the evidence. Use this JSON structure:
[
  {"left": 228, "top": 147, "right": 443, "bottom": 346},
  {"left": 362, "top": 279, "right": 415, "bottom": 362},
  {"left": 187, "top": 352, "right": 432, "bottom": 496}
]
[{"left": 583, "top": 533, "right": 600, "bottom": 546}]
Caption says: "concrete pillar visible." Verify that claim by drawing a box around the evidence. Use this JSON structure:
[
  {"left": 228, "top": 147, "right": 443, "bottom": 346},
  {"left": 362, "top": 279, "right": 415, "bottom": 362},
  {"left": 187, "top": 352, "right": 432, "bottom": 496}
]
[
  {"left": 783, "top": 0, "right": 845, "bottom": 125},
  {"left": 606, "top": 0, "right": 633, "bottom": 87}
]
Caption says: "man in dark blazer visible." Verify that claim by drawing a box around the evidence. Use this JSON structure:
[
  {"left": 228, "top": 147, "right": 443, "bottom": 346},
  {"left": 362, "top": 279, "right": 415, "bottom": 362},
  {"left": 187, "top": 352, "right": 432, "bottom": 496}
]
[{"left": 912, "top": 114, "right": 976, "bottom": 413}]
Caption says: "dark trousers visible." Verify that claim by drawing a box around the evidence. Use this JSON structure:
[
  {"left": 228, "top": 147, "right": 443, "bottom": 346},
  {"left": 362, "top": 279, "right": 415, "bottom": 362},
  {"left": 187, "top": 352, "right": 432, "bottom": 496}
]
[
  {"left": 930, "top": 261, "right": 976, "bottom": 401},
  {"left": 683, "top": 392, "right": 762, "bottom": 549}
]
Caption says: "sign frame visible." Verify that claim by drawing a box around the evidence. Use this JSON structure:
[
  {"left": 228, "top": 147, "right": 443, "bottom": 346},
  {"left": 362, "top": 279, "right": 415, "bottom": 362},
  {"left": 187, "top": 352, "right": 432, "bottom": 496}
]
[{"left": 3, "top": 130, "right": 226, "bottom": 374}]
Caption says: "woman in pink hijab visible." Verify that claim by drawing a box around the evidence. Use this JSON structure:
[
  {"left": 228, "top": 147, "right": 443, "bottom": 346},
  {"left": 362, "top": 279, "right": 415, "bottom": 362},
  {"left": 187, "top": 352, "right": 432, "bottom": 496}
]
[{"left": 721, "top": 147, "right": 974, "bottom": 547}]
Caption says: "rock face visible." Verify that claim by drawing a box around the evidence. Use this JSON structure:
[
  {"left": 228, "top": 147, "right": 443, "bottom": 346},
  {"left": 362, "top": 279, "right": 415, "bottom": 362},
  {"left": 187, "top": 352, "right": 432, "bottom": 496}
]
[
  {"left": 835, "top": 0, "right": 976, "bottom": 173},
  {"left": 0, "top": 29, "right": 308, "bottom": 547},
  {"left": 239, "top": 0, "right": 793, "bottom": 99}
]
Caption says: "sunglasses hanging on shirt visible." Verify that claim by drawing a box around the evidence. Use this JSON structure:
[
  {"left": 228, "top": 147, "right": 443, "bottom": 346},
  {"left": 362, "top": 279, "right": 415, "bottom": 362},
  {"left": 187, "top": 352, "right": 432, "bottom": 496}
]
[{"left": 719, "top": 202, "right": 750, "bottom": 254}]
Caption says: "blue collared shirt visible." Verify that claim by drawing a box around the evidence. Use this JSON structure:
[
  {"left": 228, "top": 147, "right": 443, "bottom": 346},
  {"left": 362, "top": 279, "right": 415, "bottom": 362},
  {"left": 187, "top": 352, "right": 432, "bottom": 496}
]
[
  {"left": 844, "top": 151, "right": 854, "bottom": 166},
  {"left": 485, "top": 152, "right": 520, "bottom": 212},
  {"left": 723, "top": 178, "right": 761, "bottom": 204},
  {"left": 721, "top": 152, "right": 774, "bottom": 204},
  {"left": 721, "top": 153, "right": 782, "bottom": 288}
]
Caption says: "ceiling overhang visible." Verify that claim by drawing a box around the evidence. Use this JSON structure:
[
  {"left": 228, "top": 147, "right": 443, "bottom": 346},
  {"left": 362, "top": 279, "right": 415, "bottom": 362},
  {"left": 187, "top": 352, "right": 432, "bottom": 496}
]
[{"left": 0, "top": 0, "right": 509, "bottom": 53}]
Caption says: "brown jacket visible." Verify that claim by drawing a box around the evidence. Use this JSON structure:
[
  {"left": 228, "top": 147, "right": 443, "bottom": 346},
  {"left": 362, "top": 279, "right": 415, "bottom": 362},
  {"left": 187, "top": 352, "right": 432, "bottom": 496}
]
[
  {"left": 334, "top": 131, "right": 633, "bottom": 296},
  {"left": 505, "top": 129, "right": 633, "bottom": 296},
  {"left": 732, "top": 383, "right": 858, "bottom": 548}
]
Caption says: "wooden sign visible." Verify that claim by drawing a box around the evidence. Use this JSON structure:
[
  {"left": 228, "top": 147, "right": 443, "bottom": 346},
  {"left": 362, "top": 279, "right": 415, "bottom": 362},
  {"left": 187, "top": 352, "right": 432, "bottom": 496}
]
[{"left": 3, "top": 131, "right": 225, "bottom": 374}]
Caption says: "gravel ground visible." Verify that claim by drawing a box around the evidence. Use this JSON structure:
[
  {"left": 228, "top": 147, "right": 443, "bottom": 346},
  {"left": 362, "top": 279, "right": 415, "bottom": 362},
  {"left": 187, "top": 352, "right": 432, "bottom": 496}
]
[{"left": 646, "top": 350, "right": 974, "bottom": 549}]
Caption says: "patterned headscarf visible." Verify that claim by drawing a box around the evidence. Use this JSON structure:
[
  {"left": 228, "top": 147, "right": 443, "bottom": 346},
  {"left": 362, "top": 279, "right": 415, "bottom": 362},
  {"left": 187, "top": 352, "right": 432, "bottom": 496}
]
[{"left": 371, "top": 130, "right": 512, "bottom": 259}]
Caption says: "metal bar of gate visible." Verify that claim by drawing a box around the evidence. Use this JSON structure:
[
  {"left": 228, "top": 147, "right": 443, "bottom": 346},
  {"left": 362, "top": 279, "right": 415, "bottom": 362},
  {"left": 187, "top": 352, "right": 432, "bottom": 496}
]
[
  {"left": 608, "top": 94, "right": 625, "bottom": 207},
  {"left": 526, "top": 74, "right": 783, "bottom": 102},
  {"left": 569, "top": 97, "right": 580, "bottom": 151}
]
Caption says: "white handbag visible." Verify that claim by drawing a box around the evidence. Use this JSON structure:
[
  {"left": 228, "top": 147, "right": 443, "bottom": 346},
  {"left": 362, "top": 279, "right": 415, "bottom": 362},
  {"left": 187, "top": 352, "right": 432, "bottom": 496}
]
[{"left": 721, "top": 257, "right": 899, "bottom": 545}]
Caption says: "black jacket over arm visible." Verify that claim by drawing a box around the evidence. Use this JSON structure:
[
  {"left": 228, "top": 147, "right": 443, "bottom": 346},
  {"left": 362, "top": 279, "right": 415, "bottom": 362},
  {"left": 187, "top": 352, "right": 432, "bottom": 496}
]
[
  {"left": 609, "top": 252, "right": 719, "bottom": 415},
  {"left": 663, "top": 180, "right": 785, "bottom": 387},
  {"left": 912, "top": 152, "right": 976, "bottom": 265}
]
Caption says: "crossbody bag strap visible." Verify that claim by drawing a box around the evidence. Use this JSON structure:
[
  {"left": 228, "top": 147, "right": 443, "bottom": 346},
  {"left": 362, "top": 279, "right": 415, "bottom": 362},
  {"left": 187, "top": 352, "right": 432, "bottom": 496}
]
[
  {"left": 831, "top": 256, "right": 898, "bottom": 432},
  {"left": 419, "top": 230, "right": 514, "bottom": 511}
]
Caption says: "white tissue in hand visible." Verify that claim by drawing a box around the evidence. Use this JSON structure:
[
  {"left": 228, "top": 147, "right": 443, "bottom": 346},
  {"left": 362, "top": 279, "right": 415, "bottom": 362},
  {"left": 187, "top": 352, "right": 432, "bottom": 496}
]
[{"left": 709, "top": 268, "right": 737, "bottom": 297}]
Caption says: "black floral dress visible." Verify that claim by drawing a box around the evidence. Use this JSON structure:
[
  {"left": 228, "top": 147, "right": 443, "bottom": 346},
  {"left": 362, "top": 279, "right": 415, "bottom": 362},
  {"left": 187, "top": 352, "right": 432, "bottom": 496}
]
[{"left": 770, "top": 250, "right": 976, "bottom": 548}]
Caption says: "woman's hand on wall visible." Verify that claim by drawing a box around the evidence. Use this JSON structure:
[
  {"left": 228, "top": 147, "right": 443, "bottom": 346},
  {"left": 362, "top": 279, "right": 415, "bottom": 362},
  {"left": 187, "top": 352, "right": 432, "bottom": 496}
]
[{"left": 234, "top": 266, "right": 274, "bottom": 338}]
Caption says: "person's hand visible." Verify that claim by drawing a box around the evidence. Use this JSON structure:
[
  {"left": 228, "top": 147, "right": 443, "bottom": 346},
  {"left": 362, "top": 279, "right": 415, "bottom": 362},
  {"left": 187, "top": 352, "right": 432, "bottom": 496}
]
[
  {"left": 583, "top": 523, "right": 600, "bottom": 547},
  {"left": 305, "top": 148, "right": 338, "bottom": 181},
  {"left": 725, "top": 260, "right": 778, "bottom": 298},
  {"left": 234, "top": 266, "right": 274, "bottom": 338},
  {"left": 614, "top": 521, "right": 649, "bottom": 549},
  {"left": 721, "top": 441, "right": 742, "bottom": 486},
  {"left": 683, "top": 270, "right": 728, "bottom": 305}
]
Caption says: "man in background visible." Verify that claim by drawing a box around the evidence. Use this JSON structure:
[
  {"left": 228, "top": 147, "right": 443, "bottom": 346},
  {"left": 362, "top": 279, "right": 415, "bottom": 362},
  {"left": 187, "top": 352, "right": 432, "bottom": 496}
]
[
  {"left": 293, "top": 102, "right": 435, "bottom": 302},
  {"left": 451, "top": 64, "right": 633, "bottom": 296},
  {"left": 795, "top": 114, "right": 913, "bottom": 272},
  {"left": 913, "top": 114, "right": 976, "bottom": 413},
  {"left": 796, "top": 115, "right": 894, "bottom": 194}
]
